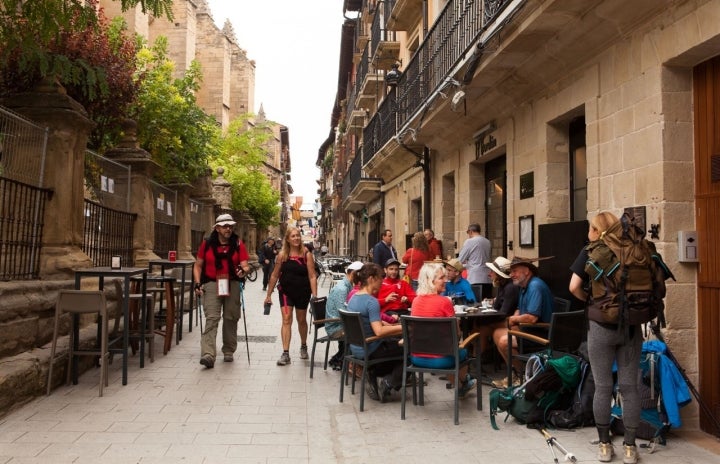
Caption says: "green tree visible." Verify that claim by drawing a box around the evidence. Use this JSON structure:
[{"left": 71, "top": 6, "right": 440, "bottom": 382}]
[
  {"left": 0, "top": 0, "right": 171, "bottom": 101},
  {"left": 209, "top": 117, "right": 280, "bottom": 229},
  {"left": 131, "top": 36, "right": 219, "bottom": 183}
]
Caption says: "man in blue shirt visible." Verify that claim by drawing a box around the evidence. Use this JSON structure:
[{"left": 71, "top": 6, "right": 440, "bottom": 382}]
[
  {"left": 441, "top": 258, "right": 477, "bottom": 304},
  {"left": 493, "top": 256, "right": 555, "bottom": 386},
  {"left": 326, "top": 261, "right": 363, "bottom": 369}
]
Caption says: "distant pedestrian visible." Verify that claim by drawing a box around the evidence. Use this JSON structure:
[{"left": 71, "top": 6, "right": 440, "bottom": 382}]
[
  {"left": 264, "top": 227, "right": 318, "bottom": 366},
  {"left": 423, "top": 228, "right": 444, "bottom": 260},
  {"left": 458, "top": 223, "right": 492, "bottom": 301},
  {"left": 260, "top": 237, "right": 277, "bottom": 291},
  {"left": 193, "top": 214, "right": 251, "bottom": 368},
  {"left": 372, "top": 229, "right": 398, "bottom": 267}
]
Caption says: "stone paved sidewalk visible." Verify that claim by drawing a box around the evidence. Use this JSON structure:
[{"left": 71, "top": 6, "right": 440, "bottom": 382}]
[{"left": 1, "top": 276, "right": 719, "bottom": 463}]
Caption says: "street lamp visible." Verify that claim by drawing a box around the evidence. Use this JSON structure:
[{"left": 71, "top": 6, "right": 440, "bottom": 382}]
[{"left": 385, "top": 63, "right": 402, "bottom": 88}]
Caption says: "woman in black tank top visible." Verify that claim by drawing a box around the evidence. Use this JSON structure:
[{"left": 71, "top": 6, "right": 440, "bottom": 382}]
[{"left": 264, "top": 227, "right": 318, "bottom": 366}]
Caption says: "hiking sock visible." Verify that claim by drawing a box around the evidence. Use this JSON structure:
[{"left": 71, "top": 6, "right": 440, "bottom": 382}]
[
  {"left": 623, "top": 426, "right": 638, "bottom": 446},
  {"left": 596, "top": 423, "right": 611, "bottom": 443}
]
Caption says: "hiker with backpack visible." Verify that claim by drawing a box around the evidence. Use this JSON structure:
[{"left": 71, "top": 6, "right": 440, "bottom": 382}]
[{"left": 569, "top": 211, "right": 670, "bottom": 464}]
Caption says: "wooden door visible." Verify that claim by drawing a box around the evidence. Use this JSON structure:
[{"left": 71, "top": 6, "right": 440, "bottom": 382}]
[{"left": 693, "top": 57, "right": 720, "bottom": 434}]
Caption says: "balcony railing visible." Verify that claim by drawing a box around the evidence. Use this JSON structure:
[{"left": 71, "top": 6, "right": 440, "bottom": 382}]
[
  {"left": 370, "top": 3, "right": 397, "bottom": 60},
  {"left": 355, "top": 43, "right": 370, "bottom": 97},
  {"left": 342, "top": 152, "right": 363, "bottom": 200},
  {"left": 394, "top": 0, "right": 512, "bottom": 130}
]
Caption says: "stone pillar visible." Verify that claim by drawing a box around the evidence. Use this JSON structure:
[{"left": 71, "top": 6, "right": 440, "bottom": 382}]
[
  {"left": 171, "top": 184, "right": 194, "bottom": 260},
  {"left": 190, "top": 168, "right": 217, "bottom": 251},
  {"left": 2, "top": 79, "right": 95, "bottom": 279},
  {"left": 239, "top": 212, "right": 257, "bottom": 260},
  {"left": 104, "top": 119, "right": 161, "bottom": 268},
  {"left": 212, "top": 167, "right": 232, "bottom": 210}
]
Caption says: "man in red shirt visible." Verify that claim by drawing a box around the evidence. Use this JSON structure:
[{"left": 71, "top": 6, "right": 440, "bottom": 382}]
[
  {"left": 424, "top": 228, "right": 444, "bottom": 260},
  {"left": 377, "top": 258, "right": 416, "bottom": 317}
]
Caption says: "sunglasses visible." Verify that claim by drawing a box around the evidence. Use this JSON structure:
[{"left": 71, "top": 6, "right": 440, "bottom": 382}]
[{"left": 218, "top": 224, "right": 233, "bottom": 229}]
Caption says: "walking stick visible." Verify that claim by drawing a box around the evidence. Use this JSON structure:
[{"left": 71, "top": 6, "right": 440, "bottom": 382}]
[
  {"left": 197, "top": 293, "right": 203, "bottom": 333},
  {"left": 239, "top": 280, "right": 251, "bottom": 364},
  {"left": 540, "top": 428, "right": 577, "bottom": 463}
]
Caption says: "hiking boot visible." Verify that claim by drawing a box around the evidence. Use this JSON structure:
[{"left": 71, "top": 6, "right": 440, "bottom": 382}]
[
  {"left": 366, "top": 374, "right": 380, "bottom": 401},
  {"left": 597, "top": 442, "right": 615, "bottom": 462},
  {"left": 379, "top": 378, "right": 393, "bottom": 403},
  {"left": 223, "top": 354, "right": 233, "bottom": 362},
  {"left": 622, "top": 444, "right": 638, "bottom": 464},
  {"left": 199, "top": 355, "right": 214, "bottom": 369},
  {"left": 459, "top": 375, "right": 477, "bottom": 399},
  {"left": 299, "top": 344, "right": 309, "bottom": 360},
  {"left": 277, "top": 352, "right": 291, "bottom": 366}
]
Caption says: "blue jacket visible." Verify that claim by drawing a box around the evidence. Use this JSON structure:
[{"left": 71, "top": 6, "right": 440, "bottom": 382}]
[{"left": 642, "top": 340, "right": 692, "bottom": 428}]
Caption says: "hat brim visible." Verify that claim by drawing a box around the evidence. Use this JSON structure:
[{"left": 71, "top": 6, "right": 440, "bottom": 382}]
[
  {"left": 215, "top": 221, "right": 236, "bottom": 227},
  {"left": 442, "top": 260, "right": 464, "bottom": 272},
  {"left": 486, "top": 262, "right": 510, "bottom": 279},
  {"left": 509, "top": 261, "right": 538, "bottom": 273}
]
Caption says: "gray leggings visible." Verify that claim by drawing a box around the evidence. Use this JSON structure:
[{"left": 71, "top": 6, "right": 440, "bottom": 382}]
[{"left": 587, "top": 321, "right": 642, "bottom": 429}]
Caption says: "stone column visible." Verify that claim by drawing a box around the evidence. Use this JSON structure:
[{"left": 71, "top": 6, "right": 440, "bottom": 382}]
[
  {"left": 171, "top": 184, "right": 194, "bottom": 260},
  {"left": 2, "top": 79, "right": 94, "bottom": 279},
  {"left": 212, "top": 167, "right": 232, "bottom": 210},
  {"left": 104, "top": 119, "right": 161, "bottom": 268}
]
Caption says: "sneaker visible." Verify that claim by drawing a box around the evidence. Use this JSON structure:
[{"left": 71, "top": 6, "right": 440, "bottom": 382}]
[
  {"left": 459, "top": 375, "right": 477, "bottom": 399},
  {"left": 622, "top": 444, "right": 638, "bottom": 464},
  {"left": 223, "top": 354, "right": 233, "bottom": 362},
  {"left": 277, "top": 352, "right": 291, "bottom": 366},
  {"left": 366, "top": 374, "right": 380, "bottom": 401},
  {"left": 379, "top": 378, "right": 393, "bottom": 403},
  {"left": 598, "top": 442, "right": 615, "bottom": 462},
  {"left": 199, "top": 355, "right": 214, "bottom": 369},
  {"left": 299, "top": 345, "right": 309, "bottom": 360}
]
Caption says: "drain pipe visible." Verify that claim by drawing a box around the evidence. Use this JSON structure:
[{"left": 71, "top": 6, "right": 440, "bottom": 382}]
[{"left": 398, "top": 140, "right": 431, "bottom": 229}]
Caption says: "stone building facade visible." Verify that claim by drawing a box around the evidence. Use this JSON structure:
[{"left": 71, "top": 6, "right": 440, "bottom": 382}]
[{"left": 320, "top": 0, "right": 720, "bottom": 434}]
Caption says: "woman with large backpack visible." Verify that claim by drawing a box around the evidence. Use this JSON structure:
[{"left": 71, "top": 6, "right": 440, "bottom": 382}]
[{"left": 569, "top": 211, "right": 642, "bottom": 464}]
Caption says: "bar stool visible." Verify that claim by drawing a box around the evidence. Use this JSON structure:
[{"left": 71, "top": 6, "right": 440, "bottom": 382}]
[
  {"left": 47, "top": 290, "right": 110, "bottom": 397},
  {"left": 113, "top": 279, "right": 155, "bottom": 363},
  {"left": 141, "top": 275, "right": 176, "bottom": 355}
]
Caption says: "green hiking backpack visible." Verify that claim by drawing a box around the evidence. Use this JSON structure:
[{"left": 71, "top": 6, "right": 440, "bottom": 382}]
[{"left": 584, "top": 212, "right": 675, "bottom": 328}]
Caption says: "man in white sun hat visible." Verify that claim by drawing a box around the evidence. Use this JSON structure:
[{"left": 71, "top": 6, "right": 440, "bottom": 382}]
[{"left": 193, "top": 213, "right": 251, "bottom": 368}]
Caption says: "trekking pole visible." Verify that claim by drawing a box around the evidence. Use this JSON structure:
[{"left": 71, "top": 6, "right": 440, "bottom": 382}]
[
  {"left": 649, "top": 321, "right": 720, "bottom": 438},
  {"left": 239, "top": 280, "right": 250, "bottom": 364},
  {"left": 540, "top": 428, "right": 560, "bottom": 464},
  {"left": 540, "top": 429, "right": 577, "bottom": 463},
  {"left": 197, "top": 293, "right": 203, "bottom": 333}
]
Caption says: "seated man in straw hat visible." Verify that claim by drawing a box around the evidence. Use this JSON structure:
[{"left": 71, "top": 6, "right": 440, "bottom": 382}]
[
  {"left": 492, "top": 256, "right": 555, "bottom": 387},
  {"left": 441, "top": 258, "right": 477, "bottom": 305}
]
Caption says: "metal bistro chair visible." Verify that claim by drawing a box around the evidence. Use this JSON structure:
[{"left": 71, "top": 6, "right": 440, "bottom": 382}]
[
  {"left": 400, "top": 316, "right": 482, "bottom": 425},
  {"left": 338, "top": 309, "right": 404, "bottom": 412},
  {"left": 506, "top": 310, "right": 586, "bottom": 385},
  {"left": 309, "top": 297, "right": 344, "bottom": 378},
  {"left": 47, "top": 290, "right": 110, "bottom": 397}
]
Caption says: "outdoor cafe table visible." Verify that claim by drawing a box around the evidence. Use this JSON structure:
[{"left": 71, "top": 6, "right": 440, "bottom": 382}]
[
  {"left": 74, "top": 266, "right": 148, "bottom": 386},
  {"left": 148, "top": 259, "right": 194, "bottom": 344},
  {"left": 454, "top": 306, "right": 506, "bottom": 339}
]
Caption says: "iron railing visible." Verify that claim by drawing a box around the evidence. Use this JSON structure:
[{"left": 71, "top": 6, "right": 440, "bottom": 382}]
[
  {"left": 355, "top": 43, "right": 371, "bottom": 97},
  {"left": 370, "top": 2, "right": 397, "bottom": 60},
  {"left": 396, "top": 0, "right": 512, "bottom": 130},
  {"left": 82, "top": 199, "right": 136, "bottom": 267},
  {"left": 150, "top": 180, "right": 178, "bottom": 258},
  {"left": 84, "top": 150, "right": 131, "bottom": 212},
  {"left": 0, "top": 106, "right": 48, "bottom": 188},
  {"left": 0, "top": 177, "right": 52, "bottom": 280},
  {"left": 189, "top": 198, "right": 207, "bottom": 256}
]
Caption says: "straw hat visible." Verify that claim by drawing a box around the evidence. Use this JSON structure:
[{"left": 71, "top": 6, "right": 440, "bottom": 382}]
[
  {"left": 442, "top": 258, "right": 464, "bottom": 273},
  {"left": 486, "top": 256, "right": 511, "bottom": 279}
]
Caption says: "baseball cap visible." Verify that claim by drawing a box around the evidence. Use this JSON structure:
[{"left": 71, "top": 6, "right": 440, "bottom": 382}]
[{"left": 347, "top": 261, "right": 364, "bottom": 272}]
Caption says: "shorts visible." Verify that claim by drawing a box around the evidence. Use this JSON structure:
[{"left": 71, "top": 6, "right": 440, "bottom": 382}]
[{"left": 278, "top": 289, "right": 311, "bottom": 310}]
